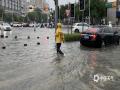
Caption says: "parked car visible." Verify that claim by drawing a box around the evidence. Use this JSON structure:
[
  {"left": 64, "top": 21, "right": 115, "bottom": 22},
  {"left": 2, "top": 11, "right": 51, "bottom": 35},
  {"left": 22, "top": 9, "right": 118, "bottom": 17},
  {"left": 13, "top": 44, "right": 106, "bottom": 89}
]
[
  {"left": 80, "top": 27, "right": 120, "bottom": 48},
  {"left": 72, "top": 23, "right": 90, "bottom": 33},
  {"left": 22, "top": 23, "right": 29, "bottom": 27},
  {"left": 29, "top": 23, "right": 39, "bottom": 27},
  {"left": 0, "top": 23, "right": 12, "bottom": 31},
  {"left": 29, "top": 23, "right": 35, "bottom": 27},
  {"left": 12, "top": 22, "right": 22, "bottom": 27}
]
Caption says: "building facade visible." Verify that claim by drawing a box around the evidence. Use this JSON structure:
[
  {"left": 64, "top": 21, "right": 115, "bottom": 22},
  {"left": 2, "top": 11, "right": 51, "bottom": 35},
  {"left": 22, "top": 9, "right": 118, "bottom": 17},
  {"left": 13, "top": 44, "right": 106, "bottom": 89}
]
[
  {"left": 35, "top": 0, "right": 43, "bottom": 9},
  {"left": 27, "top": 0, "right": 44, "bottom": 9},
  {"left": 27, "top": 0, "right": 45, "bottom": 13},
  {"left": 0, "top": 0, "right": 26, "bottom": 15}
]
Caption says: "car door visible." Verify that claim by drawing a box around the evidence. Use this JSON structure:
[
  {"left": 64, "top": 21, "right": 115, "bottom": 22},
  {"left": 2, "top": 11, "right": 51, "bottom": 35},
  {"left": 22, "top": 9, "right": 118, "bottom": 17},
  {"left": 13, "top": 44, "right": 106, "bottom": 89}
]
[
  {"left": 103, "top": 27, "right": 114, "bottom": 44},
  {"left": 83, "top": 24, "right": 89, "bottom": 31},
  {"left": 77, "top": 23, "right": 83, "bottom": 32}
]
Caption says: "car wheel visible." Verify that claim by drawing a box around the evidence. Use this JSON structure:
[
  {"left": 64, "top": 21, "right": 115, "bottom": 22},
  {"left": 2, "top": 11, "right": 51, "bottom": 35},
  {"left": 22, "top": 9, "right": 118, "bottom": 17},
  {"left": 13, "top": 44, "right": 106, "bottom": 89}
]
[
  {"left": 74, "top": 29, "right": 79, "bottom": 33},
  {"left": 104, "top": 40, "right": 108, "bottom": 46},
  {"left": 95, "top": 40, "right": 102, "bottom": 48}
]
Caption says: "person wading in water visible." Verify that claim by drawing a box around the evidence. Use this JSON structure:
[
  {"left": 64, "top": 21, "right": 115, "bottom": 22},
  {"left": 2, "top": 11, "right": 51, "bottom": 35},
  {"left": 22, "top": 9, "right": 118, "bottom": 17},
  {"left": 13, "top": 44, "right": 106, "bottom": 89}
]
[{"left": 55, "top": 23, "right": 64, "bottom": 55}]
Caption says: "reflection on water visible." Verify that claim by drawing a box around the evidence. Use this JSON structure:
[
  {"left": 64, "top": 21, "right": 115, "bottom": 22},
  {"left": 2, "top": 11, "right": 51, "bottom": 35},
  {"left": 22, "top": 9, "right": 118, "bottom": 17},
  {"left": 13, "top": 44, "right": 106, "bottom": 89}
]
[
  {"left": 0, "top": 28, "right": 120, "bottom": 90},
  {"left": 0, "top": 30, "right": 12, "bottom": 36},
  {"left": 52, "top": 54, "right": 64, "bottom": 64},
  {"left": 88, "top": 51, "right": 97, "bottom": 69},
  {"left": 4, "top": 31, "right": 12, "bottom": 36}
]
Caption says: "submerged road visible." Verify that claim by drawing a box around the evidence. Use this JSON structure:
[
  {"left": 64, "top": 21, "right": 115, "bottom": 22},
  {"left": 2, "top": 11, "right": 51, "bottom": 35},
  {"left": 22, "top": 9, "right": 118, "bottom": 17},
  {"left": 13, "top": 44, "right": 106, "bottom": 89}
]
[{"left": 0, "top": 27, "right": 120, "bottom": 90}]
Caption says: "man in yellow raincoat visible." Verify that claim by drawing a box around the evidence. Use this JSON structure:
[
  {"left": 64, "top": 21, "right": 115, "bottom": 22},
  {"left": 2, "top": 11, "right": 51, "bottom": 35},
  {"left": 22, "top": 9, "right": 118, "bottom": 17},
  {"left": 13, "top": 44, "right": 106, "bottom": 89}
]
[{"left": 55, "top": 23, "right": 64, "bottom": 55}]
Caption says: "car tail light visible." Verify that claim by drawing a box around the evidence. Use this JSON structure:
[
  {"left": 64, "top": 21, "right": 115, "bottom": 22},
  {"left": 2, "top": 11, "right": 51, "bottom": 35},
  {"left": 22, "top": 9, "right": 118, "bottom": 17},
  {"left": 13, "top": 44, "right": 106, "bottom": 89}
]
[
  {"left": 80, "top": 34, "right": 84, "bottom": 37},
  {"left": 90, "top": 34, "right": 96, "bottom": 40}
]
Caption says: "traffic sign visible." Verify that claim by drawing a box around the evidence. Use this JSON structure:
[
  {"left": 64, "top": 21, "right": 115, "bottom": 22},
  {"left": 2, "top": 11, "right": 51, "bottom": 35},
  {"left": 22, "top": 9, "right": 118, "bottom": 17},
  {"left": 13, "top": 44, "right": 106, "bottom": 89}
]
[
  {"left": 66, "top": 9, "right": 70, "bottom": 17},
  {"left": 105, "top": 2, "right": 112, "bottom": 8},
  {"left": 79, "top": 0, "right": 85, "bottom": 11}
]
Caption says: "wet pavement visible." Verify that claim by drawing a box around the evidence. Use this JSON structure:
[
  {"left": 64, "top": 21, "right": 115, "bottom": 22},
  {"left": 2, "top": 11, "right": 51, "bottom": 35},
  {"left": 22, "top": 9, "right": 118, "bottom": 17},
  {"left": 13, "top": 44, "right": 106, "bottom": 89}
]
[{"left": 0, "top": 27, "right": 120, "bottom": 90}]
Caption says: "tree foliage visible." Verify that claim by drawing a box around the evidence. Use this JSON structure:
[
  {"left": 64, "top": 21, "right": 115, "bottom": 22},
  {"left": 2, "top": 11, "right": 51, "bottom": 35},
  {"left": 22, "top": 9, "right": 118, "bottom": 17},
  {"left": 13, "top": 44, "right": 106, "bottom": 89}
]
[
  {"left": 0, "top": 7, "right": 4, "bottom": 20},
  {"left": 27, "top": 8, "right": 47, "bottom": 23},
  {"left": 59, "top": 0, "right": 106, "bottom": 24},
  {"left": 85, "top": 0, "right": 106, "bottom": 24},
  {"left": 4, "top": 13, "right": 12, "bottom": 22}
]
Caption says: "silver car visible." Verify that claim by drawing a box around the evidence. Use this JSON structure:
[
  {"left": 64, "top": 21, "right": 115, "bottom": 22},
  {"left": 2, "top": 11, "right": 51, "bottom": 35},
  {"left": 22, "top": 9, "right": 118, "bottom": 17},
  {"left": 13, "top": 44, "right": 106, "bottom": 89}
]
[{"left": 0, "top": 23, "right": 12, "bottom": 31}]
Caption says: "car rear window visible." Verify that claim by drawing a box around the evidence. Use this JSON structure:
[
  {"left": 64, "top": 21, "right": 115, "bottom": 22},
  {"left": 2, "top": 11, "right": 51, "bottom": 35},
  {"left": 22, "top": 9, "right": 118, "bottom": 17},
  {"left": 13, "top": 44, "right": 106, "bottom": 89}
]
[
  {"left": 82, "top": 28, "right": 100, "bottom": 34},
  {"left": 3, "top": 23, "right": 9, "bottom": 26},
  {"left": 83, "top": 24, "right": 89, "bottom": 27},
  {"left": 102, "top": 27, "right": 113, "bottom": 33},
  {"left": 87, "top": 28, "right": 99, "bottom": 32}
]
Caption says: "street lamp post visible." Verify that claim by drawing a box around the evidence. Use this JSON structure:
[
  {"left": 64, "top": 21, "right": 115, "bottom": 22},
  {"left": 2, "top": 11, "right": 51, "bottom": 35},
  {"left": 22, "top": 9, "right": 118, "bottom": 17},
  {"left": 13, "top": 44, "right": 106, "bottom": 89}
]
[
  {"left": 54, "top": 0, "right": 58, "bottom": 32},
  {"left": 89, "top": 0, "right": 91, "bottom": 25},
  {"left": 2, "top": 11, "right": 4, "bottom": 22},
  {"left": 117, "top": 0, "right": 119, "bottom": 25}
]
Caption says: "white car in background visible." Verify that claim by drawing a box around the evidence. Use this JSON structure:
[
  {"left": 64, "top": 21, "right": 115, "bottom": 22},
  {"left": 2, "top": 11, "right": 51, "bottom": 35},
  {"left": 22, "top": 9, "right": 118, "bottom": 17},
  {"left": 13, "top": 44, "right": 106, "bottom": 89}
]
[
  {"left": 12, "top": 22, "right": 22, "bottom": 27},
  {"left": 29, "top": 23, "right": 40, "bottom": 27},
  {"left": 0, "top": 23, "right": 12, "bottom": 31},
  {"left": 72, "top": 23, "right": 90, "bottom": 33},
  {"left": 29, "top": 23, "right": 35, "bottom": 27}
]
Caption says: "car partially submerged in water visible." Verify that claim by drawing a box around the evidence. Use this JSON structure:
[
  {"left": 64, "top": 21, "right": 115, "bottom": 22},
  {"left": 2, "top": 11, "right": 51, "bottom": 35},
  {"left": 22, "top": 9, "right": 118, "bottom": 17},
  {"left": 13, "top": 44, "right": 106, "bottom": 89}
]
[{"left": 80, "top": 27, "right": 120, "bottom": 48}]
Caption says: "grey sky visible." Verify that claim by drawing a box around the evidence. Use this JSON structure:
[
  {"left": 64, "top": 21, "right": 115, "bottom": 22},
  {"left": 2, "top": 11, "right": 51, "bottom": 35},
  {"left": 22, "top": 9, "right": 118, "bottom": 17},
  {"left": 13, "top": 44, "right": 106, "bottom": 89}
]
[
  {"left": 45, "top": 0, "right": 78, "bottom": 9},
  {"left": 108, "top": 0, "right": 116, "bottom": 2}
]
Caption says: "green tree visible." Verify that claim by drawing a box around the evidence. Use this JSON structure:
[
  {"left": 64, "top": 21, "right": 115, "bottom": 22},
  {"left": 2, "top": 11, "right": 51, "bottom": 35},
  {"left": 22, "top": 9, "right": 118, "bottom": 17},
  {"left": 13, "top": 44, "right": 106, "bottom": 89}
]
[
  {"left": 27, "top": 11, "right": 38, "bottom": 21},
  {"left": 59, "top": 4, "right": 82, "bottom": 22},
  {"left": 59, "top": 5, "right": 68, "bottom": 20},
  {"left": 13, "top": 14, "right": 18, "bottom": 22},
  {"left": 0, "top": 7, "right": 4, "bottom": 20},
  {"left": 27, "top": 8, "right": 43, "bottom": 23},
  {"left": 17, "top": 16, "right": 24, "bottom": 22},
  {"left": 4, "top": 13, "right": 12, "bottom": 22},
  {"left": 75, "top": 4, "right": 82, "bottom": 22},
  {"left": 85, "top": 0, "right": 106, "bottom": 24},
  {"left": 34, "top": 8, "right": 41, "bottom": 22},
  {"left": 41, "top": 13, "right": 47, "bottom": 23},
  {"left": 59, "top": 0, "right": 106, "bottom": 24}
]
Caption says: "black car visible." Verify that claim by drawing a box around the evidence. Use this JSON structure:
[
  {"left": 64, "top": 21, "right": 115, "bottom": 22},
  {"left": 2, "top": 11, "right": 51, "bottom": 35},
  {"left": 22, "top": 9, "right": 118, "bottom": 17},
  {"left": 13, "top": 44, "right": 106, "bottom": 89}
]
[{"left": 80, "top": 27, "right": 120, "bottom": 48}]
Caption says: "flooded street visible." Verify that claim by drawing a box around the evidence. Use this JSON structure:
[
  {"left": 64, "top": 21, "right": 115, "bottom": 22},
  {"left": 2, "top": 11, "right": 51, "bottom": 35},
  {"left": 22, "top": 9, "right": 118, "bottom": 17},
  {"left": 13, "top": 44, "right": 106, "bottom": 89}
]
[{"left": 0, "top": 27, "right": 120, "bottom": 90}]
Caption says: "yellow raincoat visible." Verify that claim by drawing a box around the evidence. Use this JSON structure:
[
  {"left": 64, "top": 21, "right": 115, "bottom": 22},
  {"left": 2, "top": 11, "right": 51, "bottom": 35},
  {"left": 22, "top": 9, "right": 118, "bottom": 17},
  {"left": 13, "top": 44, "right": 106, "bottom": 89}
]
[{"left": 55, "top": 23, "right": 64, "bottom": 43}]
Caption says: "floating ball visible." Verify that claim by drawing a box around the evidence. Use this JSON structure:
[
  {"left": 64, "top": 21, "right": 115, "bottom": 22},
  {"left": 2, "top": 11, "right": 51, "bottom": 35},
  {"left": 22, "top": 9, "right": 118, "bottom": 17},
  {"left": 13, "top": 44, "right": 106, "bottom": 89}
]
[
  {"left": 5, "top": 36, "right": 8, "bottom": 38},
  {"left": 47, "top": 36, "right": 49, "bottom": 39},
  {"left": 2, "top": 46, "right": 6, "bottom": 49},
  {"left": 37, "top": 42, "right": 40, "bottom": 45},
  {"left": 15, "top": 36, "right": 17, "bottom": 39},
  {"left": 24, "top": 44, "right": 27, "bottom": 46},
  {"left": 37, "top": 37, "right": 40, "bottom": 39},
  {"left": 27, "top": 36, "right": 30, "bottom": 39},
  {"left": 0, "top": 35, "right": 4, "bottom": 38}
]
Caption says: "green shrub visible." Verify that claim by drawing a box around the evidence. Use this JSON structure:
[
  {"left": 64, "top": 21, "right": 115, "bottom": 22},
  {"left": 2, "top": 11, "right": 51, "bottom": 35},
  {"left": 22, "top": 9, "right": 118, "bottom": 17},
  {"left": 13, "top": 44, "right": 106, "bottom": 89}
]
[{"left": 64, "top": 33, "right": 80, "bottom": 42}]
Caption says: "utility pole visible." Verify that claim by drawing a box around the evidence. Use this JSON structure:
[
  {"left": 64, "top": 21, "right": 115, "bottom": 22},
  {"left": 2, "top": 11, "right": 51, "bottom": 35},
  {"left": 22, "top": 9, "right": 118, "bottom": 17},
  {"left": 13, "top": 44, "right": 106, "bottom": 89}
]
[
  {"left": 105, "top": 0, "right": 108, "bottom": 25},
  {"left": 89, "top": 0, "right": 91, "bottom": 25},
  {"left": 12, "top": 11, "right": 14, "bottom": 23},
  {"left": 54, "top": 0, "right": 58, "bottom": 32},
  {"left": 2, "top": 7, "right": 4, "bottom": 22},
  {"left": 2, "top": 11, "right": 3, "bottom": 22},
  {"left": 116, "top": 0, "right": 119, "bottom": 25}
]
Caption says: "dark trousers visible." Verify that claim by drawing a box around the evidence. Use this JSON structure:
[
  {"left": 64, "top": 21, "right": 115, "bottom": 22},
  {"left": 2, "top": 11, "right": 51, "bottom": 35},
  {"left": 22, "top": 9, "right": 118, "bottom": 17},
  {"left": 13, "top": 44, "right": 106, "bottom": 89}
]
[{"left": 56, "top": 43, "right": 64, "bottom": 54}]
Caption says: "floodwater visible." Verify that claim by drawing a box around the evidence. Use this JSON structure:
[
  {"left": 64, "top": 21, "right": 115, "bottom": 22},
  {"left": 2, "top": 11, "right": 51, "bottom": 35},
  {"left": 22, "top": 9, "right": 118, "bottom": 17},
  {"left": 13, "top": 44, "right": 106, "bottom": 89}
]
[{"left": 0, "top": 27, "right": 120, "bottom": 90}]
